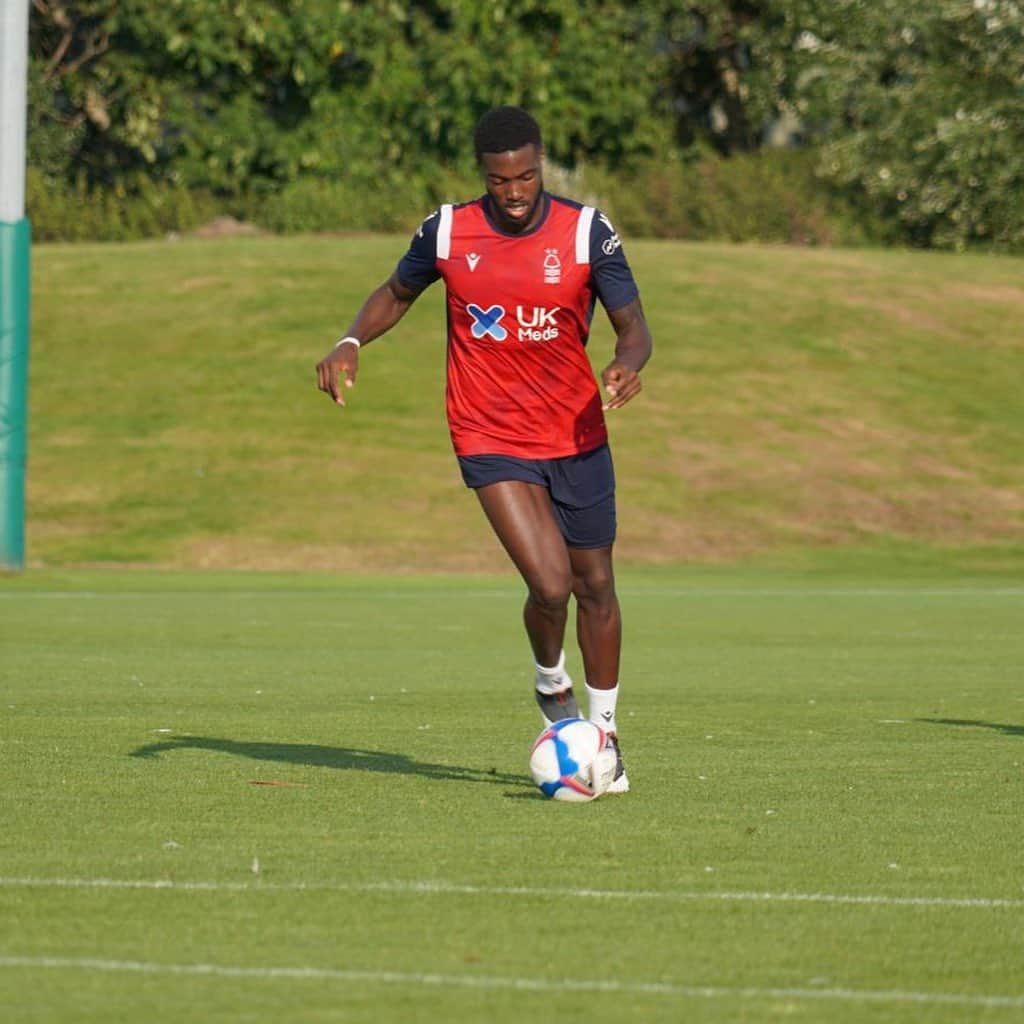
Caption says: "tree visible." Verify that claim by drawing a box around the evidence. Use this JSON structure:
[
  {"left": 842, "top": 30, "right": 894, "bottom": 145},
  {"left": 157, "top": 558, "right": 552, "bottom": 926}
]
[{"left": 796, "top": 0, "right": 1024, "bottom": 248}]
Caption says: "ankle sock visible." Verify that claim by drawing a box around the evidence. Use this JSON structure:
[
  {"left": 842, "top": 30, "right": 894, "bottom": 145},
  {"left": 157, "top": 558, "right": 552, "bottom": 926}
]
[
  {"left": 587, "top": 683, "right": 619, "bottom": 734},
  {"left": 534, "top": 649, "right": 573, "bottom": 695}
]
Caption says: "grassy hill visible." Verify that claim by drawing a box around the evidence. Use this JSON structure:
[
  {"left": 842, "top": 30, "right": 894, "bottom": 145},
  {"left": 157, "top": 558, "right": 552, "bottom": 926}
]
[{"left": 26, "top": 234, "right": 1024, "bottom": 572}]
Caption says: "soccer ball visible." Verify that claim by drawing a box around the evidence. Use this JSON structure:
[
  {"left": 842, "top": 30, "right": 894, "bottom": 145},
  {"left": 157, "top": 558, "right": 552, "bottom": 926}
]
[{"left": 529, "top": 718, "right": 616, "bottom": 802}]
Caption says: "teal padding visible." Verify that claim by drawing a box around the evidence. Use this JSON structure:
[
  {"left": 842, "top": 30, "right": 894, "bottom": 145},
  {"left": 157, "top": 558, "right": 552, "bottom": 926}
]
[{"left": 0, "top": 218, "right": 31, "bottom": 571}]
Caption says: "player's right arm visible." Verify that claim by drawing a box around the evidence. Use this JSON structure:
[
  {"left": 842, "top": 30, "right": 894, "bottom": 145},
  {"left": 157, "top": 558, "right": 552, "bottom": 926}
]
[
  {"left": 316, "top": 210, "right": 442, "bottom": 407},
  {"left": 315, "top": 273, "right": 418, "bottom": 406}
]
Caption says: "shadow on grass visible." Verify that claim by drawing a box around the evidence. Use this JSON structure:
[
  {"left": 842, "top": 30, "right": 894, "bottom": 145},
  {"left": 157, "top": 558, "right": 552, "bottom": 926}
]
[
  {"left": 130, "top": 735, "right": 532, "bottom": 789},
  {"left": 917, "top": 718, "right": 1024, "bottom": 739}
]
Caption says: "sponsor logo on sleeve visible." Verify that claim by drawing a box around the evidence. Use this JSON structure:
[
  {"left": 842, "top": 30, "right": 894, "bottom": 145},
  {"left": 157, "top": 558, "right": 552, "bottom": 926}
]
[{"left": 598, "top": 212, "right": 622, "bottom": 255}]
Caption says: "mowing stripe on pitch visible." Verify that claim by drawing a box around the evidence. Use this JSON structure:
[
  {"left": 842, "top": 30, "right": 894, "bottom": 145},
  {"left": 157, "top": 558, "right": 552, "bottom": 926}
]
[
  {"left": 2, "top": 876, "right": 1022, "bottom": 910},
  {"left": 0, "top": 955, "right": 1021, "bottom": 1008}
]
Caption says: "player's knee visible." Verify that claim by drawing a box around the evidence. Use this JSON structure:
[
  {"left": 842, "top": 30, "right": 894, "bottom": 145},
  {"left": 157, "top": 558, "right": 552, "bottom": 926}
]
[
  {"left": 573, "top": 565, "right": 616, "bottom": 608},
  {"left": 529, "top": 573, "right": 572, "bottom": 612}
]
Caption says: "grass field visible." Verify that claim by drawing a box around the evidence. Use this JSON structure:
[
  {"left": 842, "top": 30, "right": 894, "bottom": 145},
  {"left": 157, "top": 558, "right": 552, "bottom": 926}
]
[
  {"left": 28, "top": 235, "right": 1024, "bottom": 570},
  {"left": 13, "top": 232, "right": 1023, "bottom": 1019},
  {"left": 2, "top": 566, "right": 1023, "bottom": 1022}
]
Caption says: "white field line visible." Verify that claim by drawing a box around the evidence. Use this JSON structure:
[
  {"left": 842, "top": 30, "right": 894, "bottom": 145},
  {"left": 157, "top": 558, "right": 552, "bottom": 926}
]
[
  {"left": 1, "top": 876, "right": 1023, "bottom": 910},
  {"left": 0, "top": 955, "right": 1021, "bottom": 1009}
]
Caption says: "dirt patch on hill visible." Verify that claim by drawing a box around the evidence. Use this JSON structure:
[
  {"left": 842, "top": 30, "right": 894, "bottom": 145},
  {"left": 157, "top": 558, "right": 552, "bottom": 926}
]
[
  {"left": 948, "top": 282, "right": 1024, "bottom": 309},
  {"left": 186, "top": 216, "right": 262, "bottom": 239}
]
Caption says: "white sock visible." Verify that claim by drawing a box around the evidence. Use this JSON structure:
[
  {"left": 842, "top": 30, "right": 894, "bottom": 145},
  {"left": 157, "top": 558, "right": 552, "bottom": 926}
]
[
  {"left": 587, "top": 683, "right": 619, "bottom": 734},
  {"left": 534, "top": 650, "right": 573, "bottom": 695}
]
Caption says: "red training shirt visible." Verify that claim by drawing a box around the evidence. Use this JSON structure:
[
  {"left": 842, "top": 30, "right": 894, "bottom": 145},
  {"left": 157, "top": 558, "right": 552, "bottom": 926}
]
[{"left": 396, "top": 192, "right": 639, "bottom": 459}]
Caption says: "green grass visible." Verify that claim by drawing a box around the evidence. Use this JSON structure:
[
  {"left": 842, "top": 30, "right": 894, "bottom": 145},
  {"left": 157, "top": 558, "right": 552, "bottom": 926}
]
[
  {"left": 28, "top": 236, "right": 1024, "bottom": 570},
  {"left": 2, "top": 567, "right": 1023, "bottom": 1022}
]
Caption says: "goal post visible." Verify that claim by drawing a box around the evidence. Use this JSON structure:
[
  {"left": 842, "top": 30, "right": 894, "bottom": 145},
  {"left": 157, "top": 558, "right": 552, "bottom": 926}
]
[{"left": 0, "top": 0, "right": 31, "bottom": 572}]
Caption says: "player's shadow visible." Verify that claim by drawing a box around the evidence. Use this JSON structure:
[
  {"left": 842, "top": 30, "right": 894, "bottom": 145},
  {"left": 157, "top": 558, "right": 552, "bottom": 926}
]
[
  {"left": 130, "top": 735, "right": 532, "bottom": 789},
  {"left": 917, "top": 718, "right": 1024, "bottom": 739}
]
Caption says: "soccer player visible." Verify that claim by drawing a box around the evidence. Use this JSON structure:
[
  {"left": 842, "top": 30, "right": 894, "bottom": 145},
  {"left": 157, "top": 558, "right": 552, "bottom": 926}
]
[{"left": 316, "top": 106, "right": 652, "bottom": 794}]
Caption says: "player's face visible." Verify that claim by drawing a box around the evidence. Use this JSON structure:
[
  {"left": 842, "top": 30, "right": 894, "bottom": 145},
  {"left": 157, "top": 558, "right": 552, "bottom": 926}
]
[{"left": 479, "top": 144, "right": 544, "bottom": 233}]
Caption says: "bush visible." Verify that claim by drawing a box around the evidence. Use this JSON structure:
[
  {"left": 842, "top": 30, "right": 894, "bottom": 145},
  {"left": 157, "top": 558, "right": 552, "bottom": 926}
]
[
  {"left": 26, "top": 149, "right": 876, "bottom": 247},
  {"left": 242, "top": 148, "right": 875, "bottom": 245},
  {"left": 582, "top": 148, "right": 871, "bottom": 246},
  {"left": 27, "top": 170, "right": 221, "bottom": 242},
  {"left": 244, "top": 163, "right": 480, "bottom": 236}
]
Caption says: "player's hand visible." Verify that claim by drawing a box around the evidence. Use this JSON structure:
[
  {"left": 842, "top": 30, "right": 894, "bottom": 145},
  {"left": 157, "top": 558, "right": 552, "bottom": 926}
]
[
  {"left": 316, "top": 344, "right": 359, "bottom": 406},
  {"left": 601, "top": 361, "right": 642, "bottom": 411}
]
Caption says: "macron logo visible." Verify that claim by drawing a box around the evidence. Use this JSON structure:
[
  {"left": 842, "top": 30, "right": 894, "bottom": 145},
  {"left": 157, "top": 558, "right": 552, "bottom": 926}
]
[
  {"left": 468, "top": 303, "right": 507, "bottom": 341},
  {"left": 466, "top": 253, "right": 481, "bottom": 271}
]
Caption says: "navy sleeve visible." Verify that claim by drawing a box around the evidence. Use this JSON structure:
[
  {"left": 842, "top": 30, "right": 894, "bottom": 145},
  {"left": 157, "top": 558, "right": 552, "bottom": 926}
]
[
  {"left": 589, "top": 210, "right": 639, "bottom": 312},
  {"left": 395, "top": 210, "right": 443, "bottom": 294}
]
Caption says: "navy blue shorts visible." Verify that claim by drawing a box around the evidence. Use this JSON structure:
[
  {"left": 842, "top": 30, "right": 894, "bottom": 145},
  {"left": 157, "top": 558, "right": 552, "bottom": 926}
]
[{"left": 458, "top": 444, "right": 616, "bottom": 549}]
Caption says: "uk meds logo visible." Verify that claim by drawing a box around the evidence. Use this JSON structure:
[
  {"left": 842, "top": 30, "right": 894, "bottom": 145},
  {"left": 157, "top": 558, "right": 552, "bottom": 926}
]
[
  {"left": 467, "top": 304, "right": 561, "bottom": 343},
  {"left": 468, "top": 303, "right": 508, "bottom": 341},
  {"left": 515, "top": 305, "right": 560, "bottom": 341}
]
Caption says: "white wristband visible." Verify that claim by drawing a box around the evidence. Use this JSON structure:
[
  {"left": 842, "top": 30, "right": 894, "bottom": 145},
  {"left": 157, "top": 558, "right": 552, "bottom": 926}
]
[{"left": 334, "top": 335, "right": 361, "bottom": 350}]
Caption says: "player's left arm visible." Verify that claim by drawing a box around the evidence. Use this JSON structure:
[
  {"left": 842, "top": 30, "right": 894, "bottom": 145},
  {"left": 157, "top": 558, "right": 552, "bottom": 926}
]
[
  {"left": 602, "top": 297, "right": 652, "bottom": 411},
  {"left": 587, "top": 210, "right": 653, "bottom": 411}
]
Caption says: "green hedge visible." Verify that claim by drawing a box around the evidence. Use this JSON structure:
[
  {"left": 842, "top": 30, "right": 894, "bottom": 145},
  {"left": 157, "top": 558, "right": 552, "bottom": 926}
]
[
  {"left": 586, "top": 148, "right": 871, "bottom": 246},
  {"left": 241, "top": 163, "right": 480, "bottom": 235},
  {"left": 27, "top": 170, "right": 220, "bottom": 243},
  {"left": 28, "top": 149, "right": 866, "bottom": 247}
]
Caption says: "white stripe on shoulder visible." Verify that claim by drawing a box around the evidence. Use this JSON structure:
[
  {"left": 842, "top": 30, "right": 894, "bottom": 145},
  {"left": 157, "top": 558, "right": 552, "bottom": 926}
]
[
  {"left": 436, "top": 204, "right": 453, "bottom": 260},
  {"left": 575, "top": 206, "right": 596, "bottom": 264}
]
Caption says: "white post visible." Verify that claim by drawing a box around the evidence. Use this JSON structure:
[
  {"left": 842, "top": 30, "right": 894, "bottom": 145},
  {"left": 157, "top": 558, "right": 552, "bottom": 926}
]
[{"left": 0, "top": 0, "right": 29, "bottom": 221}]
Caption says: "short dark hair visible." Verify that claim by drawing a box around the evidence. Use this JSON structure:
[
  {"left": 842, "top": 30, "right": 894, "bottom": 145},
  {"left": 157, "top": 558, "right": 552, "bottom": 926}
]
[{"left": 473, "top": 106, "right": 542, "bottom": 158}]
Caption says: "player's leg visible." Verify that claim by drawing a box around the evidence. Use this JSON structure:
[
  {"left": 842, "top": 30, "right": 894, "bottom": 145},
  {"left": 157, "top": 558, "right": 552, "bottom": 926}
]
[
  {"left": 545, "top": 445, "right": 620, "bottom": 710},
  {"left": 569, "top": 544, "right": 621, "bottom": 693},
  {"left": 546, "top": 443, "right": 629, "bottom": 793},
  {"left": 569, "top": 542, "right": 628, "bottom": 791},
  {"left": 473, "top": 480, "right": 580, "bottom": 722}
]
